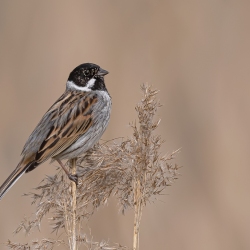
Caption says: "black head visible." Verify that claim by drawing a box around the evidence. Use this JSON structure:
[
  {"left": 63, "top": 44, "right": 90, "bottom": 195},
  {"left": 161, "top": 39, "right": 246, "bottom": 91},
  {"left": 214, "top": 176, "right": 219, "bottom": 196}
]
[{"left": 67, "top": 63, "right": 109, "bottom": 91}]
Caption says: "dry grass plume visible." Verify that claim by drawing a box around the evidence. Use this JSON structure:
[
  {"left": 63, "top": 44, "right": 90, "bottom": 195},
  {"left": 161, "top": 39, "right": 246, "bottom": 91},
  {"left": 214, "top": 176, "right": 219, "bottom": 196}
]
[{"left": 6, "top": 84, "right": 180, "bottom": 250}]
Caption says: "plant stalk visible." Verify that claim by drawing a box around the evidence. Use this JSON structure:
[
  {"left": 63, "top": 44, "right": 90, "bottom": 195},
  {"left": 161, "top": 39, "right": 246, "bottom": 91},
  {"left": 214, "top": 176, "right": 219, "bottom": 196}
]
[
  {"left": 133, "top": 179, "right": 142, "bottom": 250},
  {"left": 70, "top": 158, "right": 77, "bottom": 250}
]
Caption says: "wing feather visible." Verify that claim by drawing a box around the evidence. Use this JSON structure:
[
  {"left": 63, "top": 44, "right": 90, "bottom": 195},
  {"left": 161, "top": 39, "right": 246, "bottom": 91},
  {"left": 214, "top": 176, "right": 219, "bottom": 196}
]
[{"left": 34, "top": 91, "right": 97, "bottom": 164}]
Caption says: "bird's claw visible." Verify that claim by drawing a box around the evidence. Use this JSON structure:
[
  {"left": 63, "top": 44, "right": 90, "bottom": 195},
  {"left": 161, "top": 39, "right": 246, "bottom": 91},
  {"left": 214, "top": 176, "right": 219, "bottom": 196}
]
[{"left": 68, "top": 174, "right": 78, "bottom": 186}]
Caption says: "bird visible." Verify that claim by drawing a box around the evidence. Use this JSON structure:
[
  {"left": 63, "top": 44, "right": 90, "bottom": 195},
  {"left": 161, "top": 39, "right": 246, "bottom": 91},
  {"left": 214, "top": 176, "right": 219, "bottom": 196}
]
[{"left": 0, "top": 63, "right": 111, "bottom": 200}]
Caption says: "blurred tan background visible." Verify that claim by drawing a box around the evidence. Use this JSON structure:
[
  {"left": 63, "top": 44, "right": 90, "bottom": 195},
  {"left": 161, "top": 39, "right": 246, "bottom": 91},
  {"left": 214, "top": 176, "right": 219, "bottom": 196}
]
[{"left": 0, "top": 0, "right": 250, "bottom": 249}]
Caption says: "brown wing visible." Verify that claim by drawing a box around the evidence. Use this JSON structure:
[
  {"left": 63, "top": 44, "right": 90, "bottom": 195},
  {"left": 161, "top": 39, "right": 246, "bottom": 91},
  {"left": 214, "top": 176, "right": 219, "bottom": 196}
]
[{"left": 35, "top": 91, "right": 97, "bottom": 164}]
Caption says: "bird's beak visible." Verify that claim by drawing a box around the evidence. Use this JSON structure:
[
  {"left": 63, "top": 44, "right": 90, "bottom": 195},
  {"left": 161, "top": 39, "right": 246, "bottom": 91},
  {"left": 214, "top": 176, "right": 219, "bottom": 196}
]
[{"left": 97, "top": 68, "right": 109, "bottom": 76}]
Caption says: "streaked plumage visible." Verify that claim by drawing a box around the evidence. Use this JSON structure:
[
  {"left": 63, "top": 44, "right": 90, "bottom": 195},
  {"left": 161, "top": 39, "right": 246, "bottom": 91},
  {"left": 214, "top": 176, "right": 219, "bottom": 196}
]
[{"left": 0, "top": 63, "right": 111, "bottom": 200}]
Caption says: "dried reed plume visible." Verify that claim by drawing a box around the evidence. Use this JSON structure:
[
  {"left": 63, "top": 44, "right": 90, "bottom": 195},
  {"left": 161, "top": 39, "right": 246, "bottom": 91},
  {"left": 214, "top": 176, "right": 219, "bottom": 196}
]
[{"left": 6, "top": 84, "right": 180, "bottom": 250}]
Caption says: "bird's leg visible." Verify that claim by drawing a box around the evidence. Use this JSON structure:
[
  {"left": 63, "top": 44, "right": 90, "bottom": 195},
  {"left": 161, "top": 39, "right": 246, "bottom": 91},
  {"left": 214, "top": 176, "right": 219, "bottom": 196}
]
[{"left": 56, "top": 159, "right": 78, "bottom": 185}]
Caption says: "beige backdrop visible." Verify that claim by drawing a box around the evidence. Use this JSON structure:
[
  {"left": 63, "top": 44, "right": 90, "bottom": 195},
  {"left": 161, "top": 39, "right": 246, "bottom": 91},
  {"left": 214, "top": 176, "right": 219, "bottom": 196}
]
[{"left": 0, "top": 1, "right": 250, "bottom": 249}]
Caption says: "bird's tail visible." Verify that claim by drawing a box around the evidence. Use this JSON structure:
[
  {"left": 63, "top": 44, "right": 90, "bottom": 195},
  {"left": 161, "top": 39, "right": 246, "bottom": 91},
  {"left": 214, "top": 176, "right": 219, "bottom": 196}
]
[{"left": 0, "top": 162, "right": 33, "bottom": 200}]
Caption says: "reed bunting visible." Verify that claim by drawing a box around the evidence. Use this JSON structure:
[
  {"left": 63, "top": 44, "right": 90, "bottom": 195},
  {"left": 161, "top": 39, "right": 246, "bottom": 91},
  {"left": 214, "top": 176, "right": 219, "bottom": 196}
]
[{"left": 0, "top": 63, "right": 111, "bottom": 199}]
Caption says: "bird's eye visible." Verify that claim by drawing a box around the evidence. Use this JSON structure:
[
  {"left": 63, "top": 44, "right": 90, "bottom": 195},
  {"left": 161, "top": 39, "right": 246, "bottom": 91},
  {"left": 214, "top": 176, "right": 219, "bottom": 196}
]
[{"left": 84, "top": 70, "right": 90, "bottom": 76}]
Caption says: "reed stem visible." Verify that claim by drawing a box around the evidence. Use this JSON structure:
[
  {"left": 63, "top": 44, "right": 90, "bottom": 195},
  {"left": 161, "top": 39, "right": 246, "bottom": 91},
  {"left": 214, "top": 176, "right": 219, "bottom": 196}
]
[{"left": 70, "top": 158, "right": 77, "bottom": 250}]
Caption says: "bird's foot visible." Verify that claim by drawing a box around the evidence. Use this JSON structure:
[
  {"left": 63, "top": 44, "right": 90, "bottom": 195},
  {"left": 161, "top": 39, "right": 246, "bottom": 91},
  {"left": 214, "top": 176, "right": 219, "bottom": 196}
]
[{"left": 68, "top": 174, "right": 78, "bottom": 186}]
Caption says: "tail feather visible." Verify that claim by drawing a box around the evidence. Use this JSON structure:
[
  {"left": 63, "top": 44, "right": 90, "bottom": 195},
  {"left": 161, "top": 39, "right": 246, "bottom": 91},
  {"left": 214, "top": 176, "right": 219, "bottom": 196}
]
[{"left": 0, "top": 163, "right": 32, "bottom": 200}]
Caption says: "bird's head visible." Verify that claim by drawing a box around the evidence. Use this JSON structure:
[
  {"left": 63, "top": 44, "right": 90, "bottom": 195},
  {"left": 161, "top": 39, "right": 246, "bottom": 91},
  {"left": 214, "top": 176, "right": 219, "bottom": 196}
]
[{"left": 67, "top": 63, "right": 109, "bottom": 91}]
